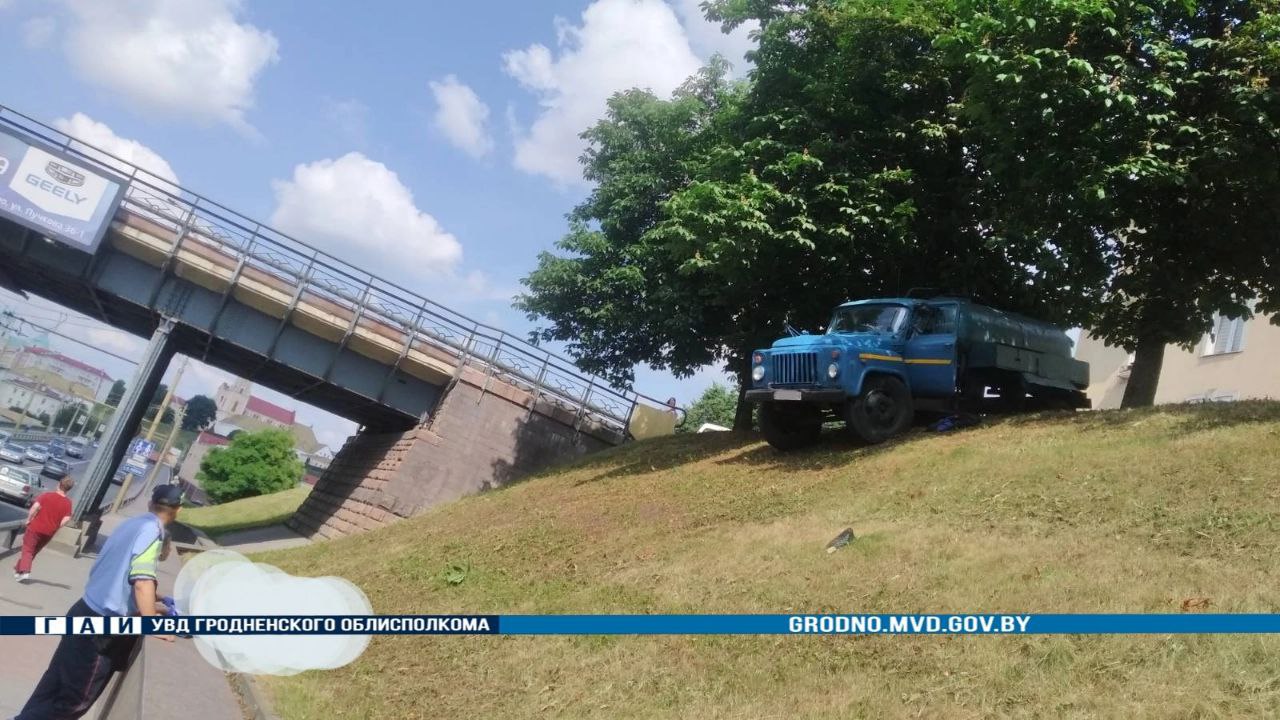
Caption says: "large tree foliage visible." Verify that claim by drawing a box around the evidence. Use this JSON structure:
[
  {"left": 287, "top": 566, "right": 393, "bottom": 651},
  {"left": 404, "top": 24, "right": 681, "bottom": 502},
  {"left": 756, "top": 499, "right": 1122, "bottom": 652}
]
[
  {"left": 946, "top": 0, "right": 1280, "bottom": 405},
  {"left": 198, "top": 428, "right": 303, "bottom": 504},
  {"left": 520, "top": 1, "right": 1089, "bottom": 428},
  {"left": 518, "top": 62, "right": 741, "bottom": 393},
  {"left": 521, "top": 0, "right": 1280, "bottom": 420},
  {"left": 182, "top": 394, "right": 218, "bottom": 431},
  {"left": 105, "top": 379, "right": 125, "bottom": 407}
]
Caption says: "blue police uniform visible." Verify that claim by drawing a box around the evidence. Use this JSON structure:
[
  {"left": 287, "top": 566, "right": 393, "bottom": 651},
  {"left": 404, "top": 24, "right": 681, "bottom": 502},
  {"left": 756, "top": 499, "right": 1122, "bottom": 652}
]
[{"left": 15, "top": 484, "right": 181, "bottom": 720}]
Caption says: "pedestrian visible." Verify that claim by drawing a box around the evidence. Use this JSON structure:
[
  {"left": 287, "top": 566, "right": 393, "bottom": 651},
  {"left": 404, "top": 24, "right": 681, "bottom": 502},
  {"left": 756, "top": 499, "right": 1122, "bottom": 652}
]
[
  {"left": 14, "top": 484, "right": 184, "bottom": 720},
  {"left": 14, "top": 475, "right": 75, "bottom": 583}
]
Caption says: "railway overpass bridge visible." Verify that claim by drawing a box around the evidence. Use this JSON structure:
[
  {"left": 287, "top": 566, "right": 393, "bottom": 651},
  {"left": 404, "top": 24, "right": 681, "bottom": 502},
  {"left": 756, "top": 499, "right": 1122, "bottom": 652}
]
[{"left": 0, "top": 105, "right": 678, "bottom": 541}]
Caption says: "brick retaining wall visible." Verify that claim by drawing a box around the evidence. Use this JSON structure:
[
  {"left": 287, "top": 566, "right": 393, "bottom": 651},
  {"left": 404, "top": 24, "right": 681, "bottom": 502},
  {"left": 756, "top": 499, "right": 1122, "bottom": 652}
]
[{"left": 288, "top": 369, "right": 623, "bottom": 539}]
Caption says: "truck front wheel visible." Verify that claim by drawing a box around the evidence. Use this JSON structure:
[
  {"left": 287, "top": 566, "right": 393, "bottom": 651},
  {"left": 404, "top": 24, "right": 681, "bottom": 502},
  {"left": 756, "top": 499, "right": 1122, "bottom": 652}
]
[
  {"left": 846, "top": 375, "right": 914, "bottom": 444},
  {"left": 759, "top": 402, "right": 823, "bottom": 451}
]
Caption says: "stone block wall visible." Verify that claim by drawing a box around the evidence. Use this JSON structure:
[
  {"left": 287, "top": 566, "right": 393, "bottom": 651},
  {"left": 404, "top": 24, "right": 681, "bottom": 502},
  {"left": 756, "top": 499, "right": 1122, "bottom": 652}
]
[{"left": 288, "top": 368, "right": 623, "bottom": 539}]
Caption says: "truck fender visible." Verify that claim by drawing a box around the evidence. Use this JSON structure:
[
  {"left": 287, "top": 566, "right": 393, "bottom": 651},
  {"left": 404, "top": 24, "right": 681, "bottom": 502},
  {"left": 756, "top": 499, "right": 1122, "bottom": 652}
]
[{"left": 850, "top": 367, "right": 912, "bottom": 397}]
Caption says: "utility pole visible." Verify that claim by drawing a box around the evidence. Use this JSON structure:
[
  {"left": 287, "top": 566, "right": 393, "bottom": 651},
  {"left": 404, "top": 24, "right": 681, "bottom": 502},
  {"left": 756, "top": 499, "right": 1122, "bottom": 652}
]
[
  {"left": 144, "top": 356, "right": 187, "bottom": 442},
  {"left": 138, "top": 404, "right": 185, "bottom": 503},
  {"left": 113, "top": 355, "right": 187, "bottom": 515}
]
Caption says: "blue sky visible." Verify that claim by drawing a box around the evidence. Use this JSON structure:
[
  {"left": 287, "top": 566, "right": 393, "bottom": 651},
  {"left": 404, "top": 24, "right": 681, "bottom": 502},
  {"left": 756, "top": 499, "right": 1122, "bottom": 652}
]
[{"left": 0, "top": 0, "right": 753, "bottom": 448}]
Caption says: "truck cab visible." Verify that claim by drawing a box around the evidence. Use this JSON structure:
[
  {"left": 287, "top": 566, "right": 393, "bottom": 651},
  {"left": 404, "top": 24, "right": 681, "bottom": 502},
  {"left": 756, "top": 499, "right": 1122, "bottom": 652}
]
[{"left": 745, "top": 297, "right": 1089, "bottom": 450}]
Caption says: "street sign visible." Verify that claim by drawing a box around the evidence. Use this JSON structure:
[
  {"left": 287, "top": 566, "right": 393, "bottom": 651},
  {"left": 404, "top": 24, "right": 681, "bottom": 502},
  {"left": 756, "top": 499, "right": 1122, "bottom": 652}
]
[{"left": 120, "top": 438, "right": 155, "bottom": 476}]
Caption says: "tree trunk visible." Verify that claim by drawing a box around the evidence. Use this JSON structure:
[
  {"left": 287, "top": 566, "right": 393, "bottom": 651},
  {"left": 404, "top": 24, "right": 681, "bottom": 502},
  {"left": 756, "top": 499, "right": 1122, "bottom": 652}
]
[
  {"left": 1121, "top": 336, "right": 1165, "bottom": 408},
  {"left": 733, "top": 364, "right": 755, "bottom": 432}
]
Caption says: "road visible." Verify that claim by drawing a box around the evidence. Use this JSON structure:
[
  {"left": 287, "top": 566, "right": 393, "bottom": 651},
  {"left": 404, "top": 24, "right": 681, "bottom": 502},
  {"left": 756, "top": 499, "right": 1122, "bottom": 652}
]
[{"left": 0, "top": 435, "right": 170, "bottom": 515}]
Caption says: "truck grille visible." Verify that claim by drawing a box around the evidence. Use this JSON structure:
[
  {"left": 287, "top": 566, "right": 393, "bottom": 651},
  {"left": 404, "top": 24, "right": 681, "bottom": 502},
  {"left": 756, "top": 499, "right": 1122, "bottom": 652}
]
[{"left": 771, "top": 352, "right": 819, "bottom": 386}]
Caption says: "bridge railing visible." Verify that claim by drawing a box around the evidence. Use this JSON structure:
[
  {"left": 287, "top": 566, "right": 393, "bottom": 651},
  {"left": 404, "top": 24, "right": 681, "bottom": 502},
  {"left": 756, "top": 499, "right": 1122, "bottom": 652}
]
[{"left": 0, "top": 105, "right": 681, "bottom": 438}]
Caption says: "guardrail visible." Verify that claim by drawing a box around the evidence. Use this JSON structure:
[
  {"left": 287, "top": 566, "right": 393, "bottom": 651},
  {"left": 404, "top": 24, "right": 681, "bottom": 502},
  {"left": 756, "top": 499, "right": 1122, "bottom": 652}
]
[
  {"left": 2, "top": 430, "right": 60, "bottom": 444},
  {"left": 0, "top": 511, "right": 23, "bottom": 550},
  {"left": 0, "top": 104, "right": 680, "bottom": 438}
]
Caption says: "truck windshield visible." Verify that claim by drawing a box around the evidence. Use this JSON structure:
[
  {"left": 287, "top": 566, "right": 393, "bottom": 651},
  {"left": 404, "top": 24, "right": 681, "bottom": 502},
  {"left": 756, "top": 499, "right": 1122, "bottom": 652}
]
[{"left": 827, "top": 304, "right": 907, "bottom": 335}]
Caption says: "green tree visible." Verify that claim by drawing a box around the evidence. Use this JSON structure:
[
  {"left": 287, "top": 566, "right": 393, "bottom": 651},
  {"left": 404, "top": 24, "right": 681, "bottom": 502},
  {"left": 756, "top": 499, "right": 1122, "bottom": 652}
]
[
  {"left": 53, "top": 403, "right": 86, "bottom": 433},
  {"left": 105, "top": 379, "right": 125, "bottom": 407},
  {"left": 182, "top": 394, "right": 218, "bottom": 431},
  {"left": 197, "top": 428, "right": 303, "bottom": 504},
  {"left": 144, "top": 383, "right": 174, "bottom": 426},
  {"left": 677, "top": 383, "right": 739, "bottom": 432},
  {"left": 520, "top": 0, "right": 1095, "bottom": 429},
  {"left": 945, "top": 0, "right": 1280, "bottom": 405}
]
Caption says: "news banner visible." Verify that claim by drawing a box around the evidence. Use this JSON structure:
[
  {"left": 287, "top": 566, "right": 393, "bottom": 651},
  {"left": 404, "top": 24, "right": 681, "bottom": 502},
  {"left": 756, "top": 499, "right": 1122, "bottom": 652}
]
[{"left": 5, "top": 614, "right": 1280, "bottom": 636}]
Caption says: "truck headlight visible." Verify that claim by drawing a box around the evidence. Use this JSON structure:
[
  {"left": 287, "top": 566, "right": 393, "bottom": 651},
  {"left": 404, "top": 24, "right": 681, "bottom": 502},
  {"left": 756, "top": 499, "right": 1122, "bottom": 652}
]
[
  {"left": 752, "top": 364, "right": 766, "bottom": 382},
  {"left": 827, "top": 362, "right": 839, "bottom": 379}
]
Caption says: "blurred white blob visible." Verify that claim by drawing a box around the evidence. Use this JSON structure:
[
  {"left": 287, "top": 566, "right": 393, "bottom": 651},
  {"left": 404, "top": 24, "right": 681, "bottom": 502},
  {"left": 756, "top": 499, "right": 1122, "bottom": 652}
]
[{"left": 174, "top": 549, "right": 373, "bottom": 675}]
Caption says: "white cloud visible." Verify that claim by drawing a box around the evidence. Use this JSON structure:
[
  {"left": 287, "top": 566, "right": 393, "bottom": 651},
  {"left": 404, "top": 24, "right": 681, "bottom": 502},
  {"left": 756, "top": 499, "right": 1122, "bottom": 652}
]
[
  {"left": 269, "top": 153, "right": 463, "bottom": 282},
  {"left": 503, "top": 0, "right": 704, "bottom": 185},
  {"left": 671, "top": 0, "right": 757, "bottom": 71},
  {"left": 61, "top": 0, "right": 279, "bottom": 130},
  {"left": 429, "top": 75, "right": 494, "bottom": 158},
  {"left": 84, "top": 327, "right": 146, "bottom": 358},
  {"left": 21, "top": 15, "right": 56, "bottom": 48},
  {"left": 461, "top": 270, "right": 520, "bottom": 303},
  {"left": 53, "top": 113, "right": 180, "bottom": 193}
]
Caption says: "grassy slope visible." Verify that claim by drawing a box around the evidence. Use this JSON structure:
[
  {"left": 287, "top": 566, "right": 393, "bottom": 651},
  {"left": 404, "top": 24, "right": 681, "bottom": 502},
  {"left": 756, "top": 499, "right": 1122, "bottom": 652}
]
[
  {"left": 257, "top": 403, "right": 1280, "bottom": 719},
  {"left": 180, "top": 486, "right": 310, "bottom": 538}
]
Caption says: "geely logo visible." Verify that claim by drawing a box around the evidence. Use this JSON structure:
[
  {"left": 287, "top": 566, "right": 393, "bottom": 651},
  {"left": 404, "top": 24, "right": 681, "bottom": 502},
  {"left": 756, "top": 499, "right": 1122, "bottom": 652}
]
[{"left": 45, "top": 161, "right": 85, "bottom": 187}]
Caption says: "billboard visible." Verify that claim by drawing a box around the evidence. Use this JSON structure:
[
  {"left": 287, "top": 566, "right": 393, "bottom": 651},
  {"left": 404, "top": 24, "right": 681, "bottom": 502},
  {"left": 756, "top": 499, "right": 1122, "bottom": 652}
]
[{"left": 0, "top": 125, "right": 126, "bottom": 253}]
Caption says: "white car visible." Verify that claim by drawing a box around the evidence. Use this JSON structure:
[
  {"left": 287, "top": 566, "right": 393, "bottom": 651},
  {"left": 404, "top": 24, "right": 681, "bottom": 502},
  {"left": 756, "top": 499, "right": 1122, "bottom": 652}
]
[
  {"left": 25, "top": 445, "right": 49, "bottom": 463},
  {"left": 0, "top": 465, "right": 39, "bottom": 507},
  {"left": 0, "top": 442, "right": 25, "bottom": 464}
]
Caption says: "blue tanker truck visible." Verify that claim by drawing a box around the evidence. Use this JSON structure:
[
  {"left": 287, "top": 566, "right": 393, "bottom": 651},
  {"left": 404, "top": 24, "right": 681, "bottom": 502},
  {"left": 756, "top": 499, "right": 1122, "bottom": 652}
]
[{"left": 745, "top": 295, "right": 1090, "bottom": 450}]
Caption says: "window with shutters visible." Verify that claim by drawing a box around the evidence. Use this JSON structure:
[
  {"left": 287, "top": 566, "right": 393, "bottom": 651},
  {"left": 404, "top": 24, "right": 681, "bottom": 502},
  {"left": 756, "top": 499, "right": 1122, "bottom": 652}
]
[{"left": 1202, "top": 314, "right": 1246, "bottom": 356}]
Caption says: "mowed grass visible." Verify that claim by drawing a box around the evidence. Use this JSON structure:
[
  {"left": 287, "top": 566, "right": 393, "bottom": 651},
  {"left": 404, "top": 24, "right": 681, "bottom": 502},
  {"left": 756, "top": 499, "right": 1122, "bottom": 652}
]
[
  {"left": 180, "top": 485, "right": 310, "bottom": 539},
  {"left": 256, "top": 402, "right": 1280, "bottom": 719}
]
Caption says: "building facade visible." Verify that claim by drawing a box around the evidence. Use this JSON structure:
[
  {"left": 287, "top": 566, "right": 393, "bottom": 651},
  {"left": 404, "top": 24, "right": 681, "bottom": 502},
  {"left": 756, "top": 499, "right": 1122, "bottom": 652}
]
[
  {"left": 1076, "top": 311, "right": 1280, "bottom": 409},
  {"left": 5, "top": 346, "right": 112, "bottom": 403},
  {"left": 0, "top": 378, "right": 69, "bottom": 426},
  {"left": 215, "top": 378, "right": 296, "bottom": 428}
]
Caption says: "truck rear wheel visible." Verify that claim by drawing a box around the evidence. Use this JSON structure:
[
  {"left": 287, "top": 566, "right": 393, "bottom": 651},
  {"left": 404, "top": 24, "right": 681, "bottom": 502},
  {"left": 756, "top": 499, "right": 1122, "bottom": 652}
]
[
  {"left": 759, "top": 402, "right": 823, "bottom": 451},
  {"left": 846, "top": 375, "right": 914, "bottom": 444}
]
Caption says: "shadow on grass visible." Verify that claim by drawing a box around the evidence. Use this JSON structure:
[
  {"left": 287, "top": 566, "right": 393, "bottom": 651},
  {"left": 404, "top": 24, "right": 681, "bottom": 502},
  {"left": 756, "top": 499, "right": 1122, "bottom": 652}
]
[
  {"left": 571, "top": 431, "right": 761, "bottom": 486},
  {"left": 716, "top": 425, "right": 954, "bottom": 470}
]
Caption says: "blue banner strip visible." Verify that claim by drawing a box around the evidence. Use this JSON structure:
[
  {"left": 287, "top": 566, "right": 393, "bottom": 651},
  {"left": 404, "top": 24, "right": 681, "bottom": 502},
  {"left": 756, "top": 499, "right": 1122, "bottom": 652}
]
[
  {"left": 498, "top": 614, "right": 1280, "bottom": 635},
  {"left": 7, "top": 614, "right": 1280, "bottom": 636}
]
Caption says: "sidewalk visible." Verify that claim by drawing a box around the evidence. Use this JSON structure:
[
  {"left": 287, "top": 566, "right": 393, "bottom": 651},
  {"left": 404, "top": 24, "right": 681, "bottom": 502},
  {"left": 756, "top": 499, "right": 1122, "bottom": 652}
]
[
  {"left": 209, "top": 524, "right": 310, "bottom": 554},
  {"left": 0, "top": 513, "right": 244, "bottom": 720}
]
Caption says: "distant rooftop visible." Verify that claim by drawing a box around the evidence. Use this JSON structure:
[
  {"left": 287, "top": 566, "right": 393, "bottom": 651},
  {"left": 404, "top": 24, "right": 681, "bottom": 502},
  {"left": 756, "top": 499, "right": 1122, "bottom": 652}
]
[
  {"left": 22, "top": 346, "right": 112, "bottom": 381},
  {"left": 245, "top": 395, "right": 296, "bottom": 426}
]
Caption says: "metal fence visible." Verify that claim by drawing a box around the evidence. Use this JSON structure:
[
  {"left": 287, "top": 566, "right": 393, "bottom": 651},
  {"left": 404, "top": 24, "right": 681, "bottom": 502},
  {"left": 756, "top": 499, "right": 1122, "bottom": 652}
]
[{"left": 0, "top": 105, "right": 680, "bottom": 438}]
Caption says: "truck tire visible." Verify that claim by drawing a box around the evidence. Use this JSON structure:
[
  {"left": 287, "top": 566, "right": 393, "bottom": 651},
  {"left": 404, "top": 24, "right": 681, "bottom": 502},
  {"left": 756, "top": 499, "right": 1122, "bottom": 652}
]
[
  {"left": 846, "top": 375, "right": 914, "bottom": 444},
  {"left": 760, "top": 402, "right": 822, "bottom": 451}
]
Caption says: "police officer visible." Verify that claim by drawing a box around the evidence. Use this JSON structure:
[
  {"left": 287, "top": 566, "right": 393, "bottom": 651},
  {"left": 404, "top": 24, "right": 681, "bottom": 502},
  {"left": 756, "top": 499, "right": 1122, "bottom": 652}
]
[{"left": 15, "top": 484, "right": 183, "bottom": 720}]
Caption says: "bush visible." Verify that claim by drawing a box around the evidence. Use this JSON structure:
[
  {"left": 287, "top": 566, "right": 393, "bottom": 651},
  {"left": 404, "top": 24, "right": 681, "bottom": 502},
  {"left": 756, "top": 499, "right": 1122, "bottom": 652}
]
[
  {"left": 677, "top": 383, "right": 738, "bottom": 433},
  {"left": 197, "top": 428, "right": 303, "bottom": 504}
]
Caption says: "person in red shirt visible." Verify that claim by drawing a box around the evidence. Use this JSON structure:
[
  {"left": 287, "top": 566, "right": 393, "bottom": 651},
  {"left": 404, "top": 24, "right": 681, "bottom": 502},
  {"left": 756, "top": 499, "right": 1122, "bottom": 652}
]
[{"left": 14, "top": 474, "right": 75, "bottom": 582}]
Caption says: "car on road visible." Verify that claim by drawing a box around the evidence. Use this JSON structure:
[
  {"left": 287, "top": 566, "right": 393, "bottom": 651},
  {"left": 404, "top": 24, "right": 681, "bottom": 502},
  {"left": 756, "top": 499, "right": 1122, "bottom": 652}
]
[
  {"left": 47, "top": 439, "right": 66, "bottom": 458},
  {"left": 41, "top": 457, "right": 71, "bottom": 479},
  {"left": 0, "top": 465, "right": 40, "bottom": 507},
  {"left": 66, "top": 439, "right": 88, "bottom": 458},
  {"left": 25, "top": 445, "right": 49, "bottom": 463},
  {"left": 0, "top": 430, "right": 10, "bottom": 444},
  {"left": 1, "top": 442, "right": 25, "bottom": 464}
]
